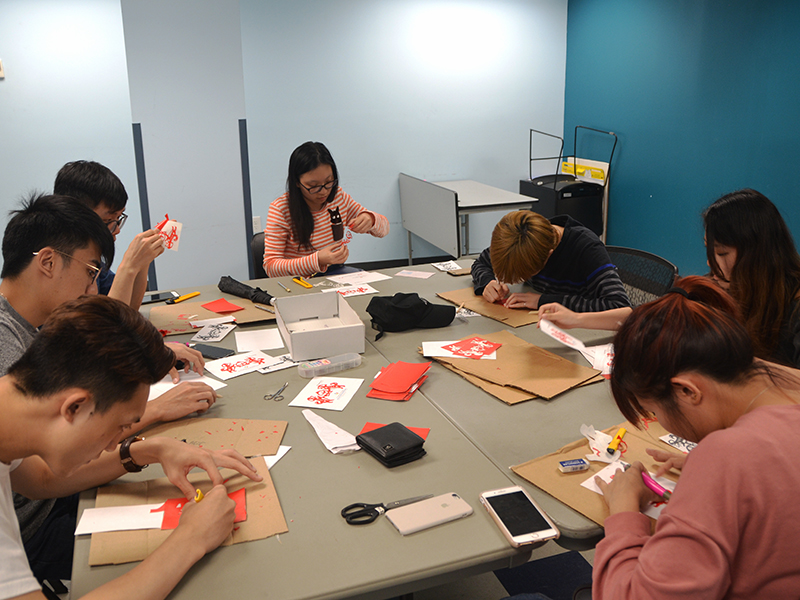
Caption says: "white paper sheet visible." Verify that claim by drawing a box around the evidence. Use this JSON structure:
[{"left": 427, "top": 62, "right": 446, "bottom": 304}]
[
  {"left": 264, "top": 446, "right": 291, "bottom": 469},
  {"left": 581, "top": 461, "right": 677, "bottom": 520},
  {"left": 394, "top": 270, "right": 435, "bottom": 279},
  {"left": 189, "top": 315, "right": 236, "bottom": 328},
  {"left": 75, "top": 503, "right": 165, "bottom": 535},
  {"left": 288, "top": 377, "right": 363, "bottom": 411},
  {"left": 431, "top": 260, "right": 461, "bottom": 272},
  {"left": 205, "top": 351, "right": 282, "bottom": 380},
  {"left": 540, "top": 319, "right": 613, "bottom": 376},
  {"left": 191, "top": 323, "right": 236, "bottom": 343},
  {"left": 257, "top": 353, "right": 300, "bottom": 374},
  {"left": 302, "top": 410, "right": 360, "bottom": 453},
  {"left": 234, "top": 328, "right": 284, "bottom": 352},
  {"left": 326, "top": 271, "right": 391, "bottom": 285},
  {"left": 148, "top": 371, "right": 227, "bottom": 401}
]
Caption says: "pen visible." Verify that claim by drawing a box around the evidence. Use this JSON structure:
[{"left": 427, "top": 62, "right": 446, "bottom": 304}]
[
  {"left": 607, "top": 427, "right": 627, "bottom": 455},
  {"left": 292, "top": 276, "right": 313, "bottom": 289},
  {"left": 277, "top": 281, "right": 291, "bottom": 293},
  {"left": 194, "top": 489, "right": 204, "bottom": 503},
  {"left": 167, "top": 291, "right": 200, "bottom": 304},
  {"left": 253, "top": 303, "right": 274, "bottom": 313}
]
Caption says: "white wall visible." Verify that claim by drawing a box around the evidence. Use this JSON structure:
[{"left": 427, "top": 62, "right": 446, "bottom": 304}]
[
  {"left": 0, "top": 0, "right": 140, "bottom": 271},
  {"left": 240, "top": 0, "right": 568, "bottom": 258}
]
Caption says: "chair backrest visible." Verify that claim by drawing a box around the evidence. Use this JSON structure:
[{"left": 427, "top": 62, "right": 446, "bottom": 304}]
[
  {"left": 251, "top": 232, "right": 267, "bottom": 279},
  {"left": 606, "top": 246, "right": 678, "bottom": 307}
]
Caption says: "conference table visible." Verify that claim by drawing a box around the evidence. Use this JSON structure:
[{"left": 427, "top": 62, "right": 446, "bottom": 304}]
[{"left": 71, "top": 262, "right": 623, "bottom": 599}]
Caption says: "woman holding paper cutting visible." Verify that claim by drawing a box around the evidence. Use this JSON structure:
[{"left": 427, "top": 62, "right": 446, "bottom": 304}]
[
  {"left": 593, "top": 275, "right": 800, "bottom": 599},
  {"left": 263, "top": 142, "right": 389, "bottom": 278}
]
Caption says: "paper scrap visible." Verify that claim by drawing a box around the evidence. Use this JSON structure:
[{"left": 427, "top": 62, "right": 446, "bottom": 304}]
[
  {"left": 202, "top": 298, "right": 244, "bottom": 314},
  {"left": 289, "top": 377, "right": 363, "bottom": 411},
  {"left": 395, "top": 270, "right": 435, "bottom": 279},
  {"left": 326, "top": 271, "right": 391, "bottom": 285},
  {"left": 147, "top": 371, "right": 227, "bottom": 402},
  {"left": 540, "top": 319, "right": 614, "bottom": 377},
  {"left": 580, "top": 424, "right": 623, "bottom": 463},
  {"left": 191, "top": 322, "right": 236, "bottom": 343},
  {"left": 302, "top": 409, "right": 360, "bottom": 453},
  {"left": 264, "top": 446, "right": 291, "bottom": 469},
  {"left": 205, "top": 351, "right": 282, "bottom": 380},
  {"left": 234, "top": 328, "right": 284, "bottom": 352}
]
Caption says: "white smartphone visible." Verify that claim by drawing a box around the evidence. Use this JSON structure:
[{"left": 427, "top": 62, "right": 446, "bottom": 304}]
[
  {"left": 385, "top": 493, "right": 473, "bottom": 536},
  {"left": 480, "top": 486, "right": 560, "bottom": 547},
  {"left": 141, "top": 290, "right": 179, "bottom": 305}
]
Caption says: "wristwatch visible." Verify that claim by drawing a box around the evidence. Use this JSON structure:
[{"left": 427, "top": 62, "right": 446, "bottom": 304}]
[{"left": 119, "top": 435, "right": 148, "bottom": 473}]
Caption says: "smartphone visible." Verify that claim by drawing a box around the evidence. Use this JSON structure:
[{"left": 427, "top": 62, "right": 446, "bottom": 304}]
[
  {"left": 385, "top": 493, "right": 473, "bottom": 536},
  {"left": 479, "top": 486, "right": 560, "bottom": 547},
  {"left": 191, "top": 343, "right": 235, "bottom": 360},
  {"left": 142, "top": 291, "right": 179, "bottom": 305}
]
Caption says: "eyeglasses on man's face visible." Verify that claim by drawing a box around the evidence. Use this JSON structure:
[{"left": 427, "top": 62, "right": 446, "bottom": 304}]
[
  {"left": 103, "top": 212, "right": 128, "bottom": 232},
  {"left": 299, "top": 179, "right": 338, "bottom": 195},
  {"left": 32, "top": 249, "right": 101, "bottom": 285}
]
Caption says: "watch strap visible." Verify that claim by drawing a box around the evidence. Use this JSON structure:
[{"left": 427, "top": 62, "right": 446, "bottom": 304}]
[{"left": 119, "top": 435, "right": 148, "bottom": 473}]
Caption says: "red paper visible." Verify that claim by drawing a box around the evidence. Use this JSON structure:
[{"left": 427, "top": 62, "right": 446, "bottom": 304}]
[
  {"left": 369, "top": 361, "right": 431, "bottom": 394},
  {"left": 359, "top": 422, "right": 430, "bottom": 440},
  {"left": 367, "top": 375, "right": 427, "bottom": 401},
  {"left": 151, "top": 487, "right": 247, "bottom": 530},
  {"left": 202, "top": 298, "right": 244, "bottom": 314},
  {"left": 442, "top": 336, "right": 502, "bottom": 359},
  {"left": 155, "top": 214, "right": 170, "bottom": 231}
]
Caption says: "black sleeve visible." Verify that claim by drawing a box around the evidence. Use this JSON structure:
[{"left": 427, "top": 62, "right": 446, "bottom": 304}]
[
  {"left": 538, "top": 267, "right": 631, "bottom": 312},
  {"left": 471, "top": 247, "right": 496, "bottom": 296}
]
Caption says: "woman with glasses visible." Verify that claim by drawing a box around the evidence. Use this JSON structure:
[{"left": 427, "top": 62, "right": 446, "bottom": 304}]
[{"left": 264, "top": 141, "right": 389, "bottom": 277}]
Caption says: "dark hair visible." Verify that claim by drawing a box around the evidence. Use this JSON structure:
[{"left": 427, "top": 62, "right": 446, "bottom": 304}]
[
  {"left": 703, "top": 189, "right": 800, "bottom": 361},
  {"left": 54, "top": 160, "right": 128, "bottom": 212},
  {"left": 1, "top": 193, "right": 115, "bottom": 279},
  {"left": 8, "top": 296, "right": 174, "bottom": 412},
  {"left": 610, "top": 276, "right": 756, "bottom": 427},
  {"left": 285, "top": 141, "right": 339, "bottom": 249}
]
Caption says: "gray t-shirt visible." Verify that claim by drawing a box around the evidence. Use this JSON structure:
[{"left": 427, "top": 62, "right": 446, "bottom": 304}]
[{"left": 0, "top": 295, "right": 55, "bottom": 542}]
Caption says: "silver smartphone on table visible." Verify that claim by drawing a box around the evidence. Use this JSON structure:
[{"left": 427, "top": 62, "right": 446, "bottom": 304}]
[{"left": 479, "top": 486, "right": 560, "bottom": 547}]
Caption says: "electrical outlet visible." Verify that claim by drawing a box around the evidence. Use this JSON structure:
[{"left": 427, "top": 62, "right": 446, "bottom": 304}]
[{"left": 252, "top": 216, "right": 262, "bottom": 232}]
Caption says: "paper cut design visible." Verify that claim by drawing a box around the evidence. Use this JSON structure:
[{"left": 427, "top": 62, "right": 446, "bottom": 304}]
[
  {"left": 205, "top": 350, "right": 281, "bottom": 380},
  {"left": 442, "top": 337, "right": 501, "bottom": 359},
  {"left": 155, "top": 214, "right": 183, "bottom": 252},
  {"left": 191, "top": 322, "right": 236, "bottom": 342},
  {"left": 308, "top": 381, "right": 347, "bottom": 404},
  {"left": 288, "top": 377, "right": 363, "bottom": 411},
  {"left": 328, "top": 207, "right": 344, "bottom": 241},
  {"left": 332, "top": 284, "right": 379, "bottom": 298},
  {"left": 539, "top": 319, "right": 614, "bottom": 378},
  {"left": 151, "top": 488, "right": 247, "bottom": 530},
  {"left": 202, "top": 298, "right": 244, "bottom": 314},
  {"left": 422, "top": 341, "right": 496, "bottom": 360}
]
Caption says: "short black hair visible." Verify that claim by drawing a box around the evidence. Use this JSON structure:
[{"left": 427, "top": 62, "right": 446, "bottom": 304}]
[
  {"left": 1, "top": 193, "right": 115, "bottom": 279},
  {"left": 54, "top": 160, "right": 128, "bottom": 212},
  {"left": 8, "top": 295, "right": 175, "bottom": 412}
]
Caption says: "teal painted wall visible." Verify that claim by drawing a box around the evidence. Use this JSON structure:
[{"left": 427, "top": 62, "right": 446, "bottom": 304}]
[{"left": 565, "top": 0, "right": 800, "bottom": 276}]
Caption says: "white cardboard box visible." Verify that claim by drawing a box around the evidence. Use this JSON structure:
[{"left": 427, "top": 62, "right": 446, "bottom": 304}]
[{"left": 275, "top": 292, "right": 365, "bottom": 361}]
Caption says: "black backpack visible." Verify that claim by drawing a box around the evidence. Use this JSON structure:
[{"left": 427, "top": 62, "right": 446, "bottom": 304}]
[{"left": 366, "top": 293, "right": 455, "bottom": 340}]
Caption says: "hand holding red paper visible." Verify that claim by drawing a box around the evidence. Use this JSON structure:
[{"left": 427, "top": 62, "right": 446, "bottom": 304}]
[
  {"left": 168, "top": 484, "right": 238, "bottom": 555},
  {"left": 120, "top": 229, "right": 165, "bottom": 271}
]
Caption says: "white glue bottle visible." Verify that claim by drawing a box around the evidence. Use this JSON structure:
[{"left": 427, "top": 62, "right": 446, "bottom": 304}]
[{"left": 298, "top": 353, "right": 362, "bottom": 378}]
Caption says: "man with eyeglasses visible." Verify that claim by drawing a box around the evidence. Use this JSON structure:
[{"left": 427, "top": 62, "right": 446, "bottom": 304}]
[
  {"left": 0, "top": 194, "right": 219, "bottom": 588},
  {"left": 54, "top": 160, "right": 164, "bottom": 310}
]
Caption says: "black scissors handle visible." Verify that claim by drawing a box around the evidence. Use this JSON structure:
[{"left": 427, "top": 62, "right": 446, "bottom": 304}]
[{"left": 341, "top": 502, "right": 385, "bottom": 525}]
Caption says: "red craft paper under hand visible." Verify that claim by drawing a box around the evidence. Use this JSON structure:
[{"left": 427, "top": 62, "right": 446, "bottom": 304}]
[
  {"left": 202, "top": 298, "right": 245, "bottom": 314},
  {"left": 151, "top": 487, "right": 247, "bottom": 530},
  {"left": 360, "top": 422, "right": 430, "bottom": 440},
  {"left": 442, "top": 336, "right": 502, "bottom": 359}
]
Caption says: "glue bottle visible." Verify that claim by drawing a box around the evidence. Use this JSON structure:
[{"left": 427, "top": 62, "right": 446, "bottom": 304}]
[{"left": 298, "top": 353, "right": 361, "bottom": 378}]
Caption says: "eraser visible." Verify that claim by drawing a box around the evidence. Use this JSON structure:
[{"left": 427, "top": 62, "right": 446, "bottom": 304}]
[{"left": 558, "top": 458, "right": 590, "bottom": 473}]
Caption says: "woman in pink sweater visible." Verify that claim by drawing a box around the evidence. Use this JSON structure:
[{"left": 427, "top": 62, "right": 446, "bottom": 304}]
[
  {"left": 263, "top": 141, "right": 389, "bottom": 277},
  {"left": 594, "top": 275, "right": 800, "bottom": 599}
]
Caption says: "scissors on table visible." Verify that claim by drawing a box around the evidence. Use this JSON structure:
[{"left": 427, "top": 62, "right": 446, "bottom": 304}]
[
  {"left": 264, "top": 382, "right": 288, "bottom": 402},
  {"left": 341, "top": 495, "right": 433, "bottom": 525}
]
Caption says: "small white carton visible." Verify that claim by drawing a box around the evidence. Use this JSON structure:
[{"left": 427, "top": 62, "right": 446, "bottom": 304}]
[{"left": 275, "top": 292, "right": 365, "bottom": 361}]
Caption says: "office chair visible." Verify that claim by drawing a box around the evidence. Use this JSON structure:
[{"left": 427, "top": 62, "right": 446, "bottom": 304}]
[
  {"left": 250, "top": 232, "right": 268, "bottom": 279},
  {"left": 606, "top": 246, "right": 678, "bottom": 307}
]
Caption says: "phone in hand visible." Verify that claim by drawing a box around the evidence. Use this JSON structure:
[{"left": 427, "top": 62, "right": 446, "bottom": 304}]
[
  {"left": 385, "top": 492, "right": 473, "bottom": 535},
  {"left": 141, "top": 291, "right": 179, "bottom": 305},
  {"left": 480, "top": 486, "right": 560, "bottom": 547},
  {"left": 191, "top": 343, "right": 235, "bottom": 360}
]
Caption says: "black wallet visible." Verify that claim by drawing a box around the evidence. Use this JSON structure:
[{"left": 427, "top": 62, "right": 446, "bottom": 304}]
[{"left": 355, "top": 422, "right": 426, "bottom": 468}]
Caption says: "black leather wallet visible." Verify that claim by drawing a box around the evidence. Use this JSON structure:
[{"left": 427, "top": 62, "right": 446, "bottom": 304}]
[{"left": 356, "top": 422, "right": 426, "bottom": 468}]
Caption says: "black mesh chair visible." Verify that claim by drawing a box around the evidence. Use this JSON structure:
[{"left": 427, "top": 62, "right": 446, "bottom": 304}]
[
  {"left": 251, "top": 232, "right": 267, "bottom": 279},
  {"left": 606, "top": 246, "right": 678, "bottom": 307}
]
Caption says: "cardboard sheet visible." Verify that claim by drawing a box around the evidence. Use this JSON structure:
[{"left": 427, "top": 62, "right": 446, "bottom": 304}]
[
  {"left": 88, "top": 459, "right": 286, "bottom": 565},
  {"left": 437, "top": 287, "right": 539, "bottom": 328},
  {"left": 142, "top": 417, "right": 288, "bottom": 457},
  {"left": 149, "top": 301, "right": 275, "bottom": 336},
  {"left": 432, "top": 330, "right": 599, "bottom": 400},
  {"left": 511, "top": 419, "right": 679, "bottom": 526}
]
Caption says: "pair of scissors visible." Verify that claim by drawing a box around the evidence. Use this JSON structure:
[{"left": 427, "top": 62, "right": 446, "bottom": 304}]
[
  {"left": 264, "top": 382, "right": 288, "bottom": 402},
  {"left": 341, "top": 494, "right": 433, "bottom": 525}
]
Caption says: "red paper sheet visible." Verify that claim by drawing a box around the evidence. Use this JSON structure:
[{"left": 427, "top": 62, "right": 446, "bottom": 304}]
[
  {"left": 359, "top": 422, "right": 430, "bottom": 440},
  {"left": 151, "top": 487, "right": 247, "bottom": 530},
  {"left": 367, "top": 375, "right": 428, "bottom": 401},
  {"left": 202, "top": 298, "right": 244, "bottom": 313},
  {"left": 369, "top": 361, "right": 431, "bottom": 393}
]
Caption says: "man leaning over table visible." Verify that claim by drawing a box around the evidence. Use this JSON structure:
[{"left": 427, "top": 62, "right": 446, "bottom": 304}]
[
  {"left": 0, "top": 194, "right": 217, "bottom": 585},
  {"left": 0, "top": 295, "right": 262, "bottom": 600}
]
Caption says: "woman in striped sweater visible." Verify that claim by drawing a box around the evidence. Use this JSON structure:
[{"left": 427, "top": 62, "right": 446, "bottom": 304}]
[{"left": 263, "top": 141, "right": 389, "bottom": 277}]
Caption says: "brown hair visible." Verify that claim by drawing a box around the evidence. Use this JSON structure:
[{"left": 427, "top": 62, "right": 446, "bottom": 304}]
[
  {"left": 610, "top": 276, "right": 757, "bottom": 427},
  {"left": 8, "top": 296, "right": 174, "bottom": 412},
  {"left": 489, "top": 211, "right": 557, "bottom": 283},
  {"left": 703, "top": 189, "right": 800, "bottom": 361}
]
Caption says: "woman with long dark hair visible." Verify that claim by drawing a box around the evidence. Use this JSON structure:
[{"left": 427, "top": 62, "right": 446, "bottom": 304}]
[
  {"left": 263, "top": 141, "right": 389, "bottom": 277},
  {"left": 593, "top": 276, "right": 800, "bottom": 598}
]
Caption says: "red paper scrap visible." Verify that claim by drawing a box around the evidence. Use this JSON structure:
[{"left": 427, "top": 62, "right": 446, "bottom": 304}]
[
  {"left": 151, "top": 487, "right": 247, "bottom": 530},
  {"left": 359, "top": 422, "right": 430, "bottom": 440},
  {"left": 201, "top": 298, "right": 244, "bottom": 314},
  {"left": 442, "top": 336, "right": 502, "bottom": 359}
]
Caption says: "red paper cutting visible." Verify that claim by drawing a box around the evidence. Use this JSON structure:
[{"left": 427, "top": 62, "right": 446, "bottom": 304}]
[
  {"left": 151, "top": 487, "right": 248, "bottom": 530},
  {"left": 442, "top": 336, "right": 502, "bottom": 359}
]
